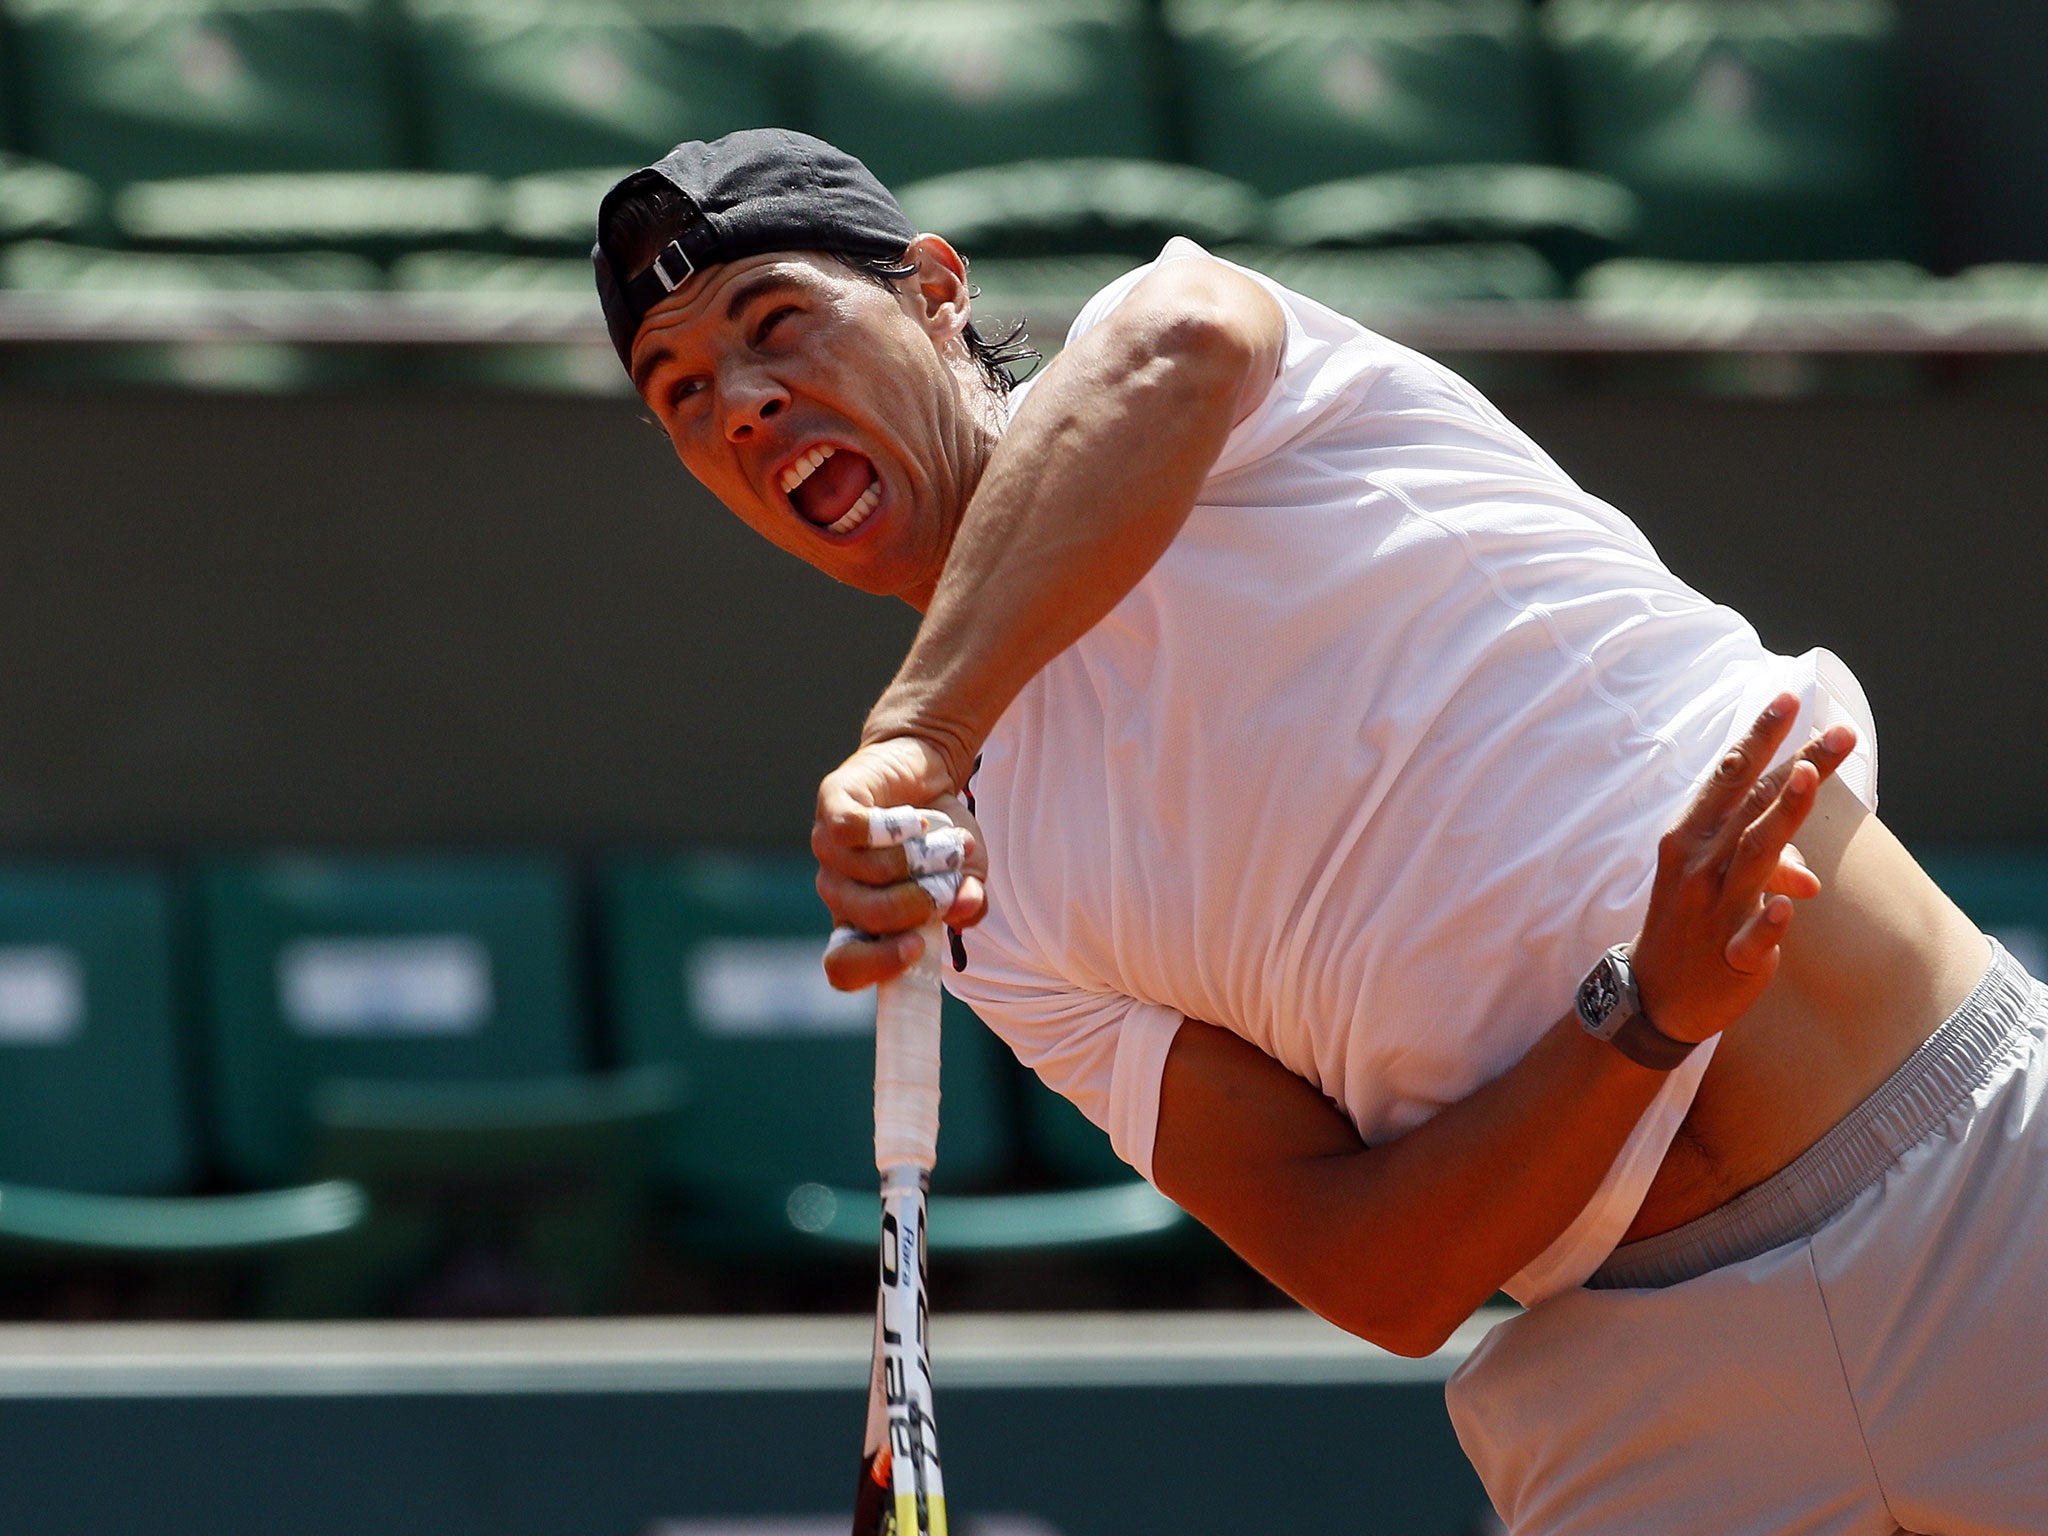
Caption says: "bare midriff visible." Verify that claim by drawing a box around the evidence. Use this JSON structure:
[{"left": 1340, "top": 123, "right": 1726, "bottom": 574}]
[{"left": 1624, "top": 774, "right": 1994, "bottom": 1244}]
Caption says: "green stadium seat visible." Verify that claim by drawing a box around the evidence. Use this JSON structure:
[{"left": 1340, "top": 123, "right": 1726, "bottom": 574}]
[
  {"left": 782, "top": 1175, "right": 1185, "bottom": 1253},
  {"left": 1579, "top": 256, "right": 1938, "bottom": 330},
  {"left": 111, "top": 170, "right": 498, "bottom": 257},
  {"left": 1022, "top": 1071, "right": 1145, "bottom": 1187},
  {"left": 1544, "top": 0, "right": 1921, "bottom": 263},
  {"left": 0, "top": 865, "right": 190, "bottom": 1193},
  {"left": 1578, "top": 256, "right": 1939, "bottom": 395},
  {"left": 0, "top": 866, "right": 380, "bottom": 1283},
  {"left": 1915, "top": 850, "right": 2048, "bottom": 982},
  {"left": 200, "top": 853, "right": 669, "bottom": 1313},
  {"left": 1222, "top": 241, "right": 1568, "bottom": 309},
  {"left": 389, "top": 249, "right": 630, "bottom": 395},
  {"left": 896, "top": 158, "right": 1262, "bottom": 260},
  {"left": 782, "top": 1065, "right": 1188, "bottom": 1254},
  {"left": 0, "top": 151, "right": 101, "bottom": 241},
  {"left": 1949, "top": 265, "right": 2048, "bottom": 331},
  {"left": 404, "top": 0, "right": 786, "bottom": 178},
  {"left": 606, "top": 853, "right": 1188, "bottom": 1254},
  {"left": 262, "top": 1067, "right": 676, "bottom": 1315},
  {"left": 498, "top": 165, "right": 630, "bottom": 250},
  {"left": 1166, "top": 0, "right": 1553, "bottom": 197},
  {"left": 1266, "top": 163, "right": 1638, "bottom": 279},
  {"left": 0, "top": 239, "right": 383, "bottom": 390},
  {"left": 0, "top": 1178, "right": 367, "bottom": 1256},
  {"left": 198, "top": 853, "right": 587, "bottom": 1187},
  {"left": 4, "top": 0, "right": 405, "bottom": 186},
  {"left": 963, "top": 244, "right": 1564, "bottom": 363},
  {"left": 794, "top": 0, "right": 1166, "bottom": 191},
  {"left": 606, "top": 854, "right": 1013, "bottom": 1245}
]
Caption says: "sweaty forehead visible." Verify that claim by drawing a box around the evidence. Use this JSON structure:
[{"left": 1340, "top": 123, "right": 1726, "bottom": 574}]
[{"left": 629, "top": 251, "right": 847, "bottom": 387}]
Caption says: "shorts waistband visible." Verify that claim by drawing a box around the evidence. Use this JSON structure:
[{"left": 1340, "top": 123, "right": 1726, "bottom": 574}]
[{"left": 1588, "top": 939, "right": 2036, "bottom": 1291}]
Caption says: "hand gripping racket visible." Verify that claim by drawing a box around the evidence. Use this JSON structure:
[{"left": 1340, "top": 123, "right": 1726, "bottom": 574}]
[{"left": 840, "top": 806, "right": 967, "bottom": 1536}]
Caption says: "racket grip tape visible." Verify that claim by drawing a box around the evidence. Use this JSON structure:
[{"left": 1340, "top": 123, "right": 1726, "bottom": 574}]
[{"left": 874, "top": 921, "right": 945, "bottom": 1173}]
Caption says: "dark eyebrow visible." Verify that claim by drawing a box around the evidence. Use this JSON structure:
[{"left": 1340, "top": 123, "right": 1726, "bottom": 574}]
[
  {"left": 632, "top": 270, "right": 807, "bottom": 394},
  {"left": 724, "top": 269, "right": 805, "bottom": 324}
]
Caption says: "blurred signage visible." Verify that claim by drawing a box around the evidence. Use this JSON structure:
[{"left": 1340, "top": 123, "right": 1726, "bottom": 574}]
[
  {"left": 0, "top": 946, "right": 85, "bottom": 1043},
  {"left": 687, "top": 938, "right": 870, "bottom": 1037},
  {"left": 277, "top": 935, "right": 493, "bottom": 1035}
]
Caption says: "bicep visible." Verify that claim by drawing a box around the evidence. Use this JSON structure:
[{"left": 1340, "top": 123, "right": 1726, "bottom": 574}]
[
  {"left": 1150, "top": 1018, "right": 1367, "bottom": 1277},
  {"left": 1102, "top": 257, "right": 1286, "bottom": 427}
]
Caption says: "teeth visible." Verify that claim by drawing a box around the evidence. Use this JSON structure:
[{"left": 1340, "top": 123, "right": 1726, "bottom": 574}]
[
  {"left": 779, "top": 444, "right": 836, "bottom": 494},
  {"left": 828, "top": 476, "right": 881, "bottom": 536}
]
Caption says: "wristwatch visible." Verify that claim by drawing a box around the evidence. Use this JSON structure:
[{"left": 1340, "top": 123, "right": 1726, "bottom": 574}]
[{"left": 1574, "top": 945, "right": 1697, "bottom": 1071}]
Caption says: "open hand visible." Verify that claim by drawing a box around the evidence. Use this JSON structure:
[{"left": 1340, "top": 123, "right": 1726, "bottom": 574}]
[
  {"left": 812, "top": 735, "right": 989, "bottom": 990},
  {"left": 1630, "top": 693, "right": 1857, "bottom": 1045}
]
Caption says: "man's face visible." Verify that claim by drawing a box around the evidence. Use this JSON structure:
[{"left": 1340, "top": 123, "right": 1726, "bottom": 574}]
[{"left": 629, "top": 243, "right": 990, "bottom": 607}]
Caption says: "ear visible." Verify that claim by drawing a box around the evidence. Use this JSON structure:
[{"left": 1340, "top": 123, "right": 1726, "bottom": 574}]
[{"left": 902, "top": 233, "right": 973, "bottom": 343}]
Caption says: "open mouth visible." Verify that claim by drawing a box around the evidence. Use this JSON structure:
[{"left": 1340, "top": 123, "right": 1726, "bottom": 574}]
[{"left": 780, "top": 444, "right": 881, "bottom": 538}]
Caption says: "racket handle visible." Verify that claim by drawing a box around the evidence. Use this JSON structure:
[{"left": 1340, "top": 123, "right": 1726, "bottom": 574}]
[{"left": 875, "top": 920, "right": 945, "bottom": 1174}]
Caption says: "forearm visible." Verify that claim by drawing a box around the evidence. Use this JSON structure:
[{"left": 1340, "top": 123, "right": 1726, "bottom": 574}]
[
  {"left": 1154, "top": 705, "right": 1850, "bottom": 1355},
  {"left": 1155, "top": 1010, "right": 1671, "bottom": 1357},
  {"left": 864, "top": 274, "right": 1276, "bottom": 785},
  {"left": 1306, "top": 1016, "right": 1668, "bottom": 1349}
]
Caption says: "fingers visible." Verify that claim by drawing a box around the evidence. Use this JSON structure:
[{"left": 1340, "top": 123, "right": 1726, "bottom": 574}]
[
  {"left": 812, "top": 822, "right": 917, "bottom": 885},
  {"left": 1720, "top": 723, "right": 1857, "bottom": 888},
  {"left": 1703, "top": 719, "right": 1856, "bottom": 986},
  {"left": 823, "top": 927, "right": 926, "bottom": 991},
  {"left": 1737, "top": 722, "right": 1857, "bottom": 833},
  {"left": 946, "top": 873, "right": 988, "bottom": 930},
  {"left": 1724, "top": 892, "right": 1793, "bottom": 977},
  {"left": 1726, "top": 758, "right": 1821, "bottom": 891},
  {"left": 813, "top": 824, "right": 983, "bottom": 907},
  {"left": 814, "top": 737, "right": 958, "bottom": 845},
  {"left": 817, "top": 865, "right": 945, "bottom": 935},
  {"left": 1674, "top": 693, "right": 1800, "bottom": 843},
  {"left": 931, "top": 791, "right": 990, "bottom": 929},
  {"left": 1762, "top": 844, "right": 1821, "bottom": 901},
  {"left": 1631, "top": 705, "right": 1858, "bottom": 1044},
  {"left": 813, "top": 738, "right": 993, "bottom": 987}
]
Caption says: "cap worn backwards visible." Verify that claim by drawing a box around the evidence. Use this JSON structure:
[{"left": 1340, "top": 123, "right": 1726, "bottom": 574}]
[{"left": 593, "top": 128, "right": 918, "bottom": 373}]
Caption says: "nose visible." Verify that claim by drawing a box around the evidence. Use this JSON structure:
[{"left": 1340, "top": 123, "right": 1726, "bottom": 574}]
[{"left": 720, "top": 364, "right": 788, "bottom": 443}]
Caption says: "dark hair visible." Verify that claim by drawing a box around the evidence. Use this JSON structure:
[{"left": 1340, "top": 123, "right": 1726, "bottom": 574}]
[{"left": 600, "top": 181, "right": 1038, "bottom": 397}]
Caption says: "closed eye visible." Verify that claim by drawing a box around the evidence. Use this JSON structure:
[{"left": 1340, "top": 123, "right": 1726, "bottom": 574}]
[{"left": 754, "top": 305, "right": 799, "bottom": 347}]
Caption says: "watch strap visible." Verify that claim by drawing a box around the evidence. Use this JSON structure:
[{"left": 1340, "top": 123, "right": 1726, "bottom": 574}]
[{"left": 1604, "top": 1009, "right": 1698, "bottom": 1072}]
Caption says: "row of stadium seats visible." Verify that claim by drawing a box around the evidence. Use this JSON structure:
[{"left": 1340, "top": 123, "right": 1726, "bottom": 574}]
[
  {"left": 0, "top": 0, "right": 1920, "bottom": 269},
  {"left": 0, "top": 854, "right": 1186, "bottom": 1315},
  {"left": 7, "top": 238, "right": 2048, "bottom": 398},
  {"left": 0, "top": 843, "right": 2042, "bottom": 1316}
]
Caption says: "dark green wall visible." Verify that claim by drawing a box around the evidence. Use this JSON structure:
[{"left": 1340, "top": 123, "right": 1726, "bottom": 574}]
[
  {"left": 0, "top": 388, "right": 2043, "bottom": 853},
  {"left": 0, "top": 390, "right": 916, "bottom": 852},
  {"left": 1512, "top": 392, "right": 2048, "bottom": 845},
  {"left": 1897, "top": 0, "right": 2048, "bottom": 268},
  {"left": 0, "top": 1378, "right": 1487, "bottom": 1536}
]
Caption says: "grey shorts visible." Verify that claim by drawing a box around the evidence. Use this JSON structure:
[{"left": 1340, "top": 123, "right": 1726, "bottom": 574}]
[{"left": 1446, "top": 940, "right": 2048, "bottom": 1536}]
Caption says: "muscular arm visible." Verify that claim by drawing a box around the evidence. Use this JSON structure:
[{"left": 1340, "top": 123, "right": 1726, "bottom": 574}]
[
  {"left": 1154, "top": 1009, "right": 1660, "bottom": 1357},
  {"left": 1155, "top": 708, "right": 1855, "bottom": 1358},
  {"left": 861, "top": 253, "right": 1286, "bottom": 785}
]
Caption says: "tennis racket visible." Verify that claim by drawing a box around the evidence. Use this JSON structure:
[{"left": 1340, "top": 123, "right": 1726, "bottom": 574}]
[{"left": 845, "top": 806, "right": 965, "bottom": 1536}]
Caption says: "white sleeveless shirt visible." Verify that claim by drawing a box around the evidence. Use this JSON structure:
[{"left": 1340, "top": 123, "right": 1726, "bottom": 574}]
[{"left": 944, "top": 240, "right": 1878, "bottom": 1304}]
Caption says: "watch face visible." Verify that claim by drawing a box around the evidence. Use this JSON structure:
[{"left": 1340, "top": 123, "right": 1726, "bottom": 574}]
[{"left": 1577, "top": 959, "right": 1620, "bottom": 1027}]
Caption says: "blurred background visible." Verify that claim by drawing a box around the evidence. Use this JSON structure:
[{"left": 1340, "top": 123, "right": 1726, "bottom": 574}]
[{"left": 0, "top": 0, "right": 2042, "bottom": 1531}]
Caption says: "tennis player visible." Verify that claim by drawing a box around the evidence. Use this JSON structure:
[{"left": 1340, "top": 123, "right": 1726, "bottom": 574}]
[{"left": 594, "top": 130, "right": 2044, "bottom": 1533}]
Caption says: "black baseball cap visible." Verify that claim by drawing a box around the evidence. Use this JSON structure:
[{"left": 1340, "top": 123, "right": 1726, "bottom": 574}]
[{"left": 593, "top": 128, "right": 919, "bottom": 373}]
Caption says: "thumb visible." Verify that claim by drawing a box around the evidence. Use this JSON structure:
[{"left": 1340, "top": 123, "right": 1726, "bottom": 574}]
[{"left": 817, "top": 736, "right": 959, "bottom": 842}]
